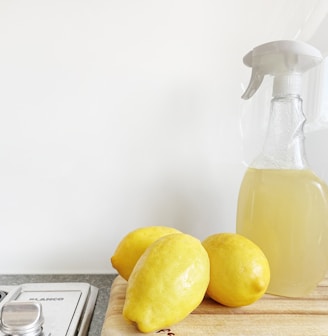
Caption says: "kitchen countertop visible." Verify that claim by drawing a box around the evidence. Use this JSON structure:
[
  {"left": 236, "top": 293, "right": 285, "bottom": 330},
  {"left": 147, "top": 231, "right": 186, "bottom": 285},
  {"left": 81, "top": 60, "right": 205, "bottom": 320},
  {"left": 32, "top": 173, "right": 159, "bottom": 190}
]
[{"left": 0, "top": 273, "right": 117, "bottom": 336}]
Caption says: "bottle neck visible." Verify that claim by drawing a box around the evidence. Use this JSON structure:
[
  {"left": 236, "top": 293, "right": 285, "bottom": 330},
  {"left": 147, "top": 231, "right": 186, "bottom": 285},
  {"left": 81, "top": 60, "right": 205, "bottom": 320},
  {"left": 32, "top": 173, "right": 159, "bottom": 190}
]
[{"left": 252, "top": 94, "right": 308, "bottom": 169}]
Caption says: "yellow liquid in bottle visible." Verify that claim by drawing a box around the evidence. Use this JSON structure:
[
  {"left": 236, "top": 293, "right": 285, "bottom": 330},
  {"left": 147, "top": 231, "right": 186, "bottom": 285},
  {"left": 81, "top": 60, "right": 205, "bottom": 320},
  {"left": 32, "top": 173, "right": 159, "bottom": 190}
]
[{"left": 237, "top": 168, "right": 328, "bottom": 297}]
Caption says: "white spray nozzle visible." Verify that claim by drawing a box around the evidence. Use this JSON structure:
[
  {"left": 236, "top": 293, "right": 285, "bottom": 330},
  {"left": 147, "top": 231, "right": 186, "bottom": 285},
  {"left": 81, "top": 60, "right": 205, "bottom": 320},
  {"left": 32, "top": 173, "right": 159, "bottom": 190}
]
[{"left": 242, "top": 40, "right": 323, "bottom": 100}]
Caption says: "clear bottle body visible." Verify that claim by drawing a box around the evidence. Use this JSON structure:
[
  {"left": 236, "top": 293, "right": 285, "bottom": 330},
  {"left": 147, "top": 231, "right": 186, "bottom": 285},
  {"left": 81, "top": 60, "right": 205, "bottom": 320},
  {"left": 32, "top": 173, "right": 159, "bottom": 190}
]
[{"left": 236, "top": 95, "right": 328, "bottom": 297}]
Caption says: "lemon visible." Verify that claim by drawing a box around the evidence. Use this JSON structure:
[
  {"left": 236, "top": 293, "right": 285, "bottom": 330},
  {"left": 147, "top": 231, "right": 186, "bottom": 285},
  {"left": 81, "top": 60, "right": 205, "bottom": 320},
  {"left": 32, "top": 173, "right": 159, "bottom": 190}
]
[
  {"left": 111, "top": 226, "right": 180, "bottom": 280},
  {"left": 123, "top": 233, "right": 210, "bottom": 333},
  {"left": 202, "top": 233, "right": 270, "bottom": 307}
]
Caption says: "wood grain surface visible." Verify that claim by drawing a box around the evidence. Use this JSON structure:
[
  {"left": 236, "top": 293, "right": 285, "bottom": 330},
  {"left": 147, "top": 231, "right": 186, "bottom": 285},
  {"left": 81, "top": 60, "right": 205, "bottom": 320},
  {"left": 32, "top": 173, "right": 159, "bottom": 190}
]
[{"left": 101, "top": 274, "right": 328, "bottom": 336}]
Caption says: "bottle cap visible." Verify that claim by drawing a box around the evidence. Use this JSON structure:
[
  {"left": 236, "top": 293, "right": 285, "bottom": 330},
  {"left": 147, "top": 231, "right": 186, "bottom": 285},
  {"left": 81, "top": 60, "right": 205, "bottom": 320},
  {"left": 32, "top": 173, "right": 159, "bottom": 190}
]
[{"left": 242, "top": 40, "right": 323, "bottom": 99}]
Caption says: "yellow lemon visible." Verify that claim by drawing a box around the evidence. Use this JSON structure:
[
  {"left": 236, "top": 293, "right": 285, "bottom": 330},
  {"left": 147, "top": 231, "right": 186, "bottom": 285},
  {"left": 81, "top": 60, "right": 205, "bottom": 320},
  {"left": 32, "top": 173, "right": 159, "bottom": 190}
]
[
  {"left": 202, "top": 233, "right": 270, "bottom": 307},
  {"left": 123, "top": 233, "right": 210, "bottom": 333},
  {"left": 111, "top": 226, "right": 180, "bottom": 281}
]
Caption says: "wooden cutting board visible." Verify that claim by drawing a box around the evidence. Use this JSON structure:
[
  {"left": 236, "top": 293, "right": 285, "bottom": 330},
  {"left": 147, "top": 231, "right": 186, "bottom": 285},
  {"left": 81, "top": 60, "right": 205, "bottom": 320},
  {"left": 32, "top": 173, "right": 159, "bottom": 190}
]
[{"left": 101, "top": 275, "right": 328, "bottom": 336}]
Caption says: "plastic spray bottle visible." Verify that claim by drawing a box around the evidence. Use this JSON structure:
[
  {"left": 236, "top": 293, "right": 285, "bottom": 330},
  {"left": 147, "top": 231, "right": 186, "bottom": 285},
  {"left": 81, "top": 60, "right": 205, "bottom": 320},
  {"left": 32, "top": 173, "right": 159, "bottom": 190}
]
[{"left": 236, "top": 40, "right": 328, "bottom": 297}]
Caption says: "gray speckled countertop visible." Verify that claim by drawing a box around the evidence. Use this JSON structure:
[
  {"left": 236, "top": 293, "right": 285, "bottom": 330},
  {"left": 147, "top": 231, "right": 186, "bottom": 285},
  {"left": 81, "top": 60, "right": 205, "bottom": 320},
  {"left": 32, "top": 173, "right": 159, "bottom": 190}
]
[{"left": 0, "top": 274, "right": 117, "bottom": 336}]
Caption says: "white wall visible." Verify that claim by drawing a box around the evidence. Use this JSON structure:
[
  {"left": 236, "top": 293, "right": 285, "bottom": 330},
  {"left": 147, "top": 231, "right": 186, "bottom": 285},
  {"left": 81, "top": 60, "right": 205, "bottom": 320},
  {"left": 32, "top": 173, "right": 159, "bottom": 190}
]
[{"left": 1, "top": 0, "right": 327, "bottom": 273}]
